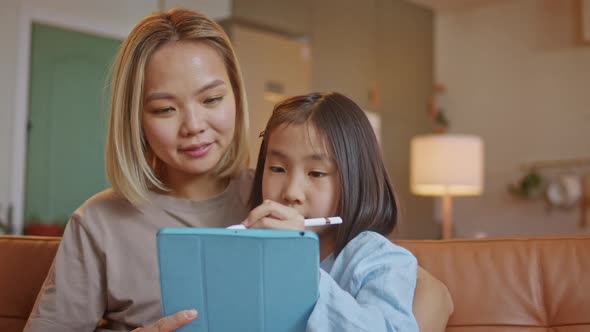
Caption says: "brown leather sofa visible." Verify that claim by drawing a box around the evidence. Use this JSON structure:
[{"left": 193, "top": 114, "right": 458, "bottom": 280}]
[
  {"left": 1, "top": 235, "right": 589, "bottom": 331},
  {"left": 0, "top": 236, "right": 60, "bottom": 332}
]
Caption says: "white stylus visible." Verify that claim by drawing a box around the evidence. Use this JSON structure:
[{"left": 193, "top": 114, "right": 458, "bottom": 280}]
[{"left": 227, "top": 216, "right": 343, "bottom": 230}]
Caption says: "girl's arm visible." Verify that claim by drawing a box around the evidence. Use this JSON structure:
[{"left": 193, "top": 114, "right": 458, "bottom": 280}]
[{"left": 306, "top": 231, "right": 418, "bottom": 332}]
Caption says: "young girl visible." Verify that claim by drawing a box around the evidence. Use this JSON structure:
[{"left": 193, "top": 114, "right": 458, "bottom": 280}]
[{"left": 245, "top": 92, "right": 420, "bottom": 331}]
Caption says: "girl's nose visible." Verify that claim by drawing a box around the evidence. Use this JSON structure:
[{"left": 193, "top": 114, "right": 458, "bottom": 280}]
[{"left": 282, "top": 177, "right": 305, "bottom": 205}]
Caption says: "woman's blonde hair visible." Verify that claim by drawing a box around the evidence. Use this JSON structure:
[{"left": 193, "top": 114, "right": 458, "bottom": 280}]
[{"left": 105, "top": 8, "right": 249, "bottom": 205}]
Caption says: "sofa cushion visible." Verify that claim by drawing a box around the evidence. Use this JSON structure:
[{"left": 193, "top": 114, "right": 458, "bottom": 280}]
[
  {"left": 0, "top": 235, "right": 60, "bottom": 332},
  {"left": 398, "top": 236, "right": 590, "bottom": 332}
]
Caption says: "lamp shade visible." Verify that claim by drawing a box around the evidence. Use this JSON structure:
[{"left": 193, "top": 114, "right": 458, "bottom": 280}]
[{"left": 410, "top": 134, "right": 483, "bottom": 196}]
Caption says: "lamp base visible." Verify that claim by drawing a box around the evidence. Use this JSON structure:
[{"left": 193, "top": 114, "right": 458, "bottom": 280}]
[{"left": 442, "top": 194, "right": 453, "bottom": 239}]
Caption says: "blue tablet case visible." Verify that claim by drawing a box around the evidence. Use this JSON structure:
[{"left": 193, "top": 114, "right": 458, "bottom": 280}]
[{"left": 157, "top": 228, "right": 319, "bottom": 332}]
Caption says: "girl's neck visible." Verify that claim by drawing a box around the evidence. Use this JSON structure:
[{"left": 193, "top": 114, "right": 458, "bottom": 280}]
[
  {"left": 162, "top": 170, "right": 230, "bottom": 201},
  {"left": 319, "top": 229, "right": 337, "bottom": 261}
]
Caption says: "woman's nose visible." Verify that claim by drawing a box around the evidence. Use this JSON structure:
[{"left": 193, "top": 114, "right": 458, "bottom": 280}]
[{"left": 180, "top": 107, "right": 206, "bottom": 136}]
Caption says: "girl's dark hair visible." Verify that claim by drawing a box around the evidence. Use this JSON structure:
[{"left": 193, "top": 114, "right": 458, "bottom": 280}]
[{"left": 249, "top": 92, "right": 398, "bottom": 257}]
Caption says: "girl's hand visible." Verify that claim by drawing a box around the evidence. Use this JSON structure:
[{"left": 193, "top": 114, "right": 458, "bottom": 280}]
[
  {"left": 131, "top": 309, "right": 197, "bottom": 332},
  {"left": 243, "top": 200, "right": 305, "bottom": 230}
]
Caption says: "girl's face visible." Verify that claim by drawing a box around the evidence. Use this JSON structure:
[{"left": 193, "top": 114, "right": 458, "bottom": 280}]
[
  {"left": 142, "top": 41, "right": 236, "bottom": 181},
  {"left": 262, "top": 123, "right": 340, "bottom": 227}
]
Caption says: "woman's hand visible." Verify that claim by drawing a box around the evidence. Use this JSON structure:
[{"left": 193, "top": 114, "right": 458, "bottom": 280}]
[
  {"left": 131, "top": 309, "right": 197, "bottom": 332},
  {"left": 243, "top": 200, "right": 305, "bottom": 230}
]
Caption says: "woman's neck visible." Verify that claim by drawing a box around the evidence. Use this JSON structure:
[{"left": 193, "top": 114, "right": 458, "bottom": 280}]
[{"left": 162, "top": 170, "right": 230, "bottom": 201}]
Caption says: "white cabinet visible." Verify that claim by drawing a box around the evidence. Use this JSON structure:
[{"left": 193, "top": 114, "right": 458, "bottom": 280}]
[{"left": 225, "top": 23, "right": 312, "bottom": 166}]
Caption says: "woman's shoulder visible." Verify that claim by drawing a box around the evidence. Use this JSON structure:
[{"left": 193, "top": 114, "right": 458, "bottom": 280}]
[
  {"left": 235, "top": 168, "right": 254, "bottom": 188},
  {"left": 78, "top": 188, "right": 133, "bottom": 210},
  {"left": 70, "top": 188, "right": 137, "bottom": 225},
  {"left": 232, "top": 168, "right": 255, "bottom": 205}
]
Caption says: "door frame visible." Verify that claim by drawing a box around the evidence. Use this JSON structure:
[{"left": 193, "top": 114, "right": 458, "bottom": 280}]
[{"left": 11, "top": 0, "right": 145, "bottom": 234}]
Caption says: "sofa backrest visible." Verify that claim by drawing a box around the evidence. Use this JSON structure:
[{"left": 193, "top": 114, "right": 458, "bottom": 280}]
[
  {"left": 398, "top": 236, "right": 590, "bottom": 332},
  {"left": 0, "top": 236, "right": 60, "bottom": 332}
]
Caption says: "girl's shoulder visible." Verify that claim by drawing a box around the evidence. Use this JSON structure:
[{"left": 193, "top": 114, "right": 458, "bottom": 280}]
[
  {"left": 328, "top": 231, "right": 417, "bottom": 289},
  {"left": 341, "top": 231, "right": 417, "bottom": 265}
]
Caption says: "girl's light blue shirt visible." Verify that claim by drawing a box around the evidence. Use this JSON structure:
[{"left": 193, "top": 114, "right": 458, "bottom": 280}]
[{"left": 307, "top": 231, "right": 419, "bottom": 332}]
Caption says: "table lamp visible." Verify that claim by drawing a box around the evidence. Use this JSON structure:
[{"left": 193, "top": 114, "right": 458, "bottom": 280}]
[{"left": 410, "top": 134, "right": 483, "bottom": 239}]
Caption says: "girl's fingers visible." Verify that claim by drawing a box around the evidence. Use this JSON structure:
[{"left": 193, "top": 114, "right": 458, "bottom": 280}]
[
  {"left": 248, "top": 216, "right": 305, "bottom": 230},
  {"left": 244, "top": 200, "right": 297, "bottom": 226}
]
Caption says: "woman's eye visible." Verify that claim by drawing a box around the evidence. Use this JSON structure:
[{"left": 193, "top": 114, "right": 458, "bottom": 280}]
[
  {"left": 151, "top": 107, "right": 174, "bottom": 115},
  {"left": 309, "top": 171, "right": 327, "bottom": 178},
  {"left": 269, "top": 166, "right": 285, "bottom": 173},
  {"left": 204, "top": 96, "right": 224, "bottom": 105}
]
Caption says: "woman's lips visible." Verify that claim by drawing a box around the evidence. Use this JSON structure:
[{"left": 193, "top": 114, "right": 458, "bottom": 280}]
[{"left": 180, "top": 143, "right": 212, "bottom": 157}]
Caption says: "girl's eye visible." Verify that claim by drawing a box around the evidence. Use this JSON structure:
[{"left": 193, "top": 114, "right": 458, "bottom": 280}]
[
  {"left": 309, "top": 171, "right": 327, "bottom": 178},
  {"left": 151, "top": 107, "right": 175, "bottom": 115},
  {"left": 269, "top": 166, "right": 285, "bottom": 173},
  {"left": 204, "top": 96, "right": 224, "bottom": 105}
]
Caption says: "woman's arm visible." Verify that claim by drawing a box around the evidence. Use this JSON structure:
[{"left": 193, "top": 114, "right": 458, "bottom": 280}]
[
  {"left": 24, "top": 216, "right": 107, "bottom": 331},
  {"left": 24, "top": 215, "right": 197, "bottom": 332},
  {"left": 413, "top": 266, "right": 454, "bottom": 332}
]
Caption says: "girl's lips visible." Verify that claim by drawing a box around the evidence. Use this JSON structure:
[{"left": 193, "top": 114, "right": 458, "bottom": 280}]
[{"left": 180, "top": 143, "right": 212, "bottom": 157}]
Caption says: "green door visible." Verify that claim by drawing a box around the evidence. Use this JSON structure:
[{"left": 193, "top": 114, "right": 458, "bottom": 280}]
[{"left": 25, "top": 23, "right": 121, "bottom": 224}]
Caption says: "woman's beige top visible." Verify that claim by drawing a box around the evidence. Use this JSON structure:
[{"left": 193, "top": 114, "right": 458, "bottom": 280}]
[{"left": 24, "top": 170, "right": 253, "bottom": 332}]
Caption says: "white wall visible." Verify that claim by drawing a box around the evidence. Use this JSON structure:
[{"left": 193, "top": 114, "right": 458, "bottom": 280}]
[
  {"left": 164, "top": 0, "right": 231, "bottom": 19},
  {"left": 375, "top": 0, "right": 436, "bottom": 239},
  {"left": 228, "top": 24, "right": 312, "bottom": 167},
  {"left": 0, "top": 0, "right": 231, "bottom": 233},
  {"left": 233, "top": 0, "right": 311, "bottom": 37},
  {"left": 0, "top": 0, "right": 21, "bottom": 225},
  {"left": 435, "top": 0, "right": 590, "bottom": 237}
]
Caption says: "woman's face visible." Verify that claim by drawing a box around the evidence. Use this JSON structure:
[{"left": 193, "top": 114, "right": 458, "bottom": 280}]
[{"left": 142, "top": 41, "right": 236, "bottom": 182}]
